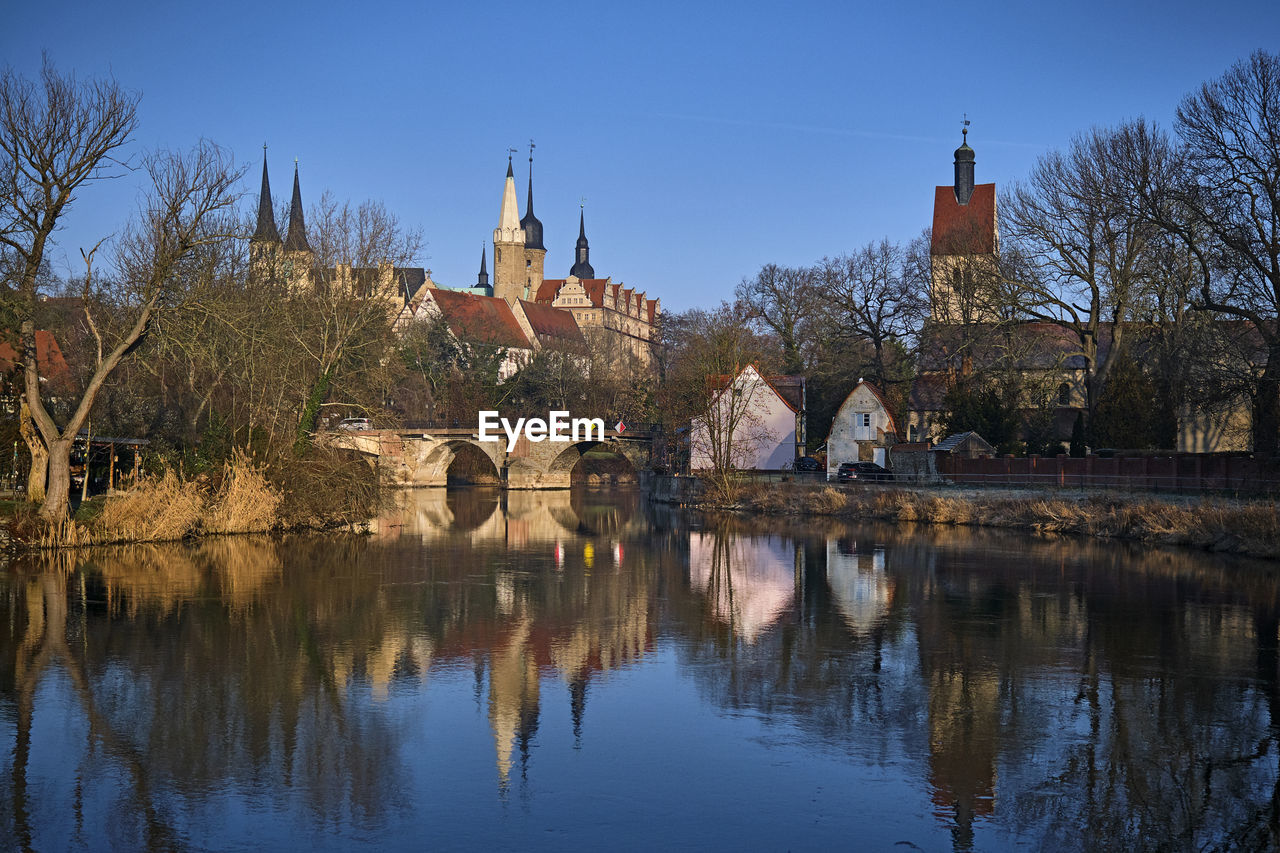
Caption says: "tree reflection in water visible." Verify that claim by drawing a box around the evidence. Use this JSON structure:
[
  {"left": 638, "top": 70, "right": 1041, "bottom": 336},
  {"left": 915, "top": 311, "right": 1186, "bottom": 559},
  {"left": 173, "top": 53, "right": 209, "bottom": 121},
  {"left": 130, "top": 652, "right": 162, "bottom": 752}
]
[{"left": 0, "top": 490, "right": 1275, "bottom": 851}]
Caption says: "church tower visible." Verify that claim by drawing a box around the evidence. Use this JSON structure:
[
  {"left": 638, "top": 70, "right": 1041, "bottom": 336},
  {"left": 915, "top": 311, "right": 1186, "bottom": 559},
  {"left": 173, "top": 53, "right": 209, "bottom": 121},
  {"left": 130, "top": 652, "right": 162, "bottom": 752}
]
[
  {"left": 569, "top": 208, "right": 595, "bottom": 279},
  {"left": 929, "top": 123, "right": 998, "bottom": 324},
  {"left": 283, "top": 161, "right": 315, "bottom": 293},
  {"left": 520, "top": 144, "right": 546, "bottom": 298},
  {"left": 249, "top": 147, "right": 281, "bottom": 279},
  {"left": 492, "top": 155, "right": 527, "bottom": 302}
]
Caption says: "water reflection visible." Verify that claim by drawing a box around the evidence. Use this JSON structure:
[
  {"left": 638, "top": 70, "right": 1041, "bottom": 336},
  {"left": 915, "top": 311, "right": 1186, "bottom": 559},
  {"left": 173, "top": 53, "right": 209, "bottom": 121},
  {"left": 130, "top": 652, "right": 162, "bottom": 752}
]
[{"left": 1, "top": 489, "right": 1277, "bottom": 850}]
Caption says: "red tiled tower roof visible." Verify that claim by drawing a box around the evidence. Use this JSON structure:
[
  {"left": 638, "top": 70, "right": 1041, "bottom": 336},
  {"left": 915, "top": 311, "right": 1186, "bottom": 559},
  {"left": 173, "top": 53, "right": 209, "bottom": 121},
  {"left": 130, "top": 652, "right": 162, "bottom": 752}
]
[{"left": 931, "top": 183, "right": 996, "bottom": 255}]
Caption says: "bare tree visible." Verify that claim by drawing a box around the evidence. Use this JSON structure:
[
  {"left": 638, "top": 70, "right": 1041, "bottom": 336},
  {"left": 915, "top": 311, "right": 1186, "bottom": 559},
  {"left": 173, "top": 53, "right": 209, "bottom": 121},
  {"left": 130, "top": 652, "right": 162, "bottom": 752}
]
[
  {"left": 1001, "top": 125, "right": 1161, "bottom": 419},
  {"left": 0, "top": 59, "right": 139, "bottom": 504},
  {"left": 734, "top": 263, "right": 816, "bottom": 374},
  {"left": 36, "top": 145, "right": 240, "bottom": 519},
  {"left": 1169, "top": 51, "right": 1280, "bottom": 454},
  {"left": 815, "top": 239, "right": 926, "bottom": 392},
  {"left": 288, "top": 194, "right": 423, "bottom": 444}
]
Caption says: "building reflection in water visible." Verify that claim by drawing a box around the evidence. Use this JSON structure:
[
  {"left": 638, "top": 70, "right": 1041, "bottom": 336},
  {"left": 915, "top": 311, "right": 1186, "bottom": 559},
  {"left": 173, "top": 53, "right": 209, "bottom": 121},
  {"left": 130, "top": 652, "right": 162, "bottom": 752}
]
[{"left": 0, "top": 490, "right": 1277, "bottom": 850}]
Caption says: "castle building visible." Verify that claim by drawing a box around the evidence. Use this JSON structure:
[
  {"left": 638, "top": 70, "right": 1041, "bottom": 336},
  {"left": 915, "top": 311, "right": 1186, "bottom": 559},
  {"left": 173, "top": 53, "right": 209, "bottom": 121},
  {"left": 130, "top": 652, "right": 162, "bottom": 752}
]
[
  {"left": 248, "top": 146, "right": 659, "bottom": 370},
  {"left": 485, "top": 154, "right": 661, "bottom": 368}
]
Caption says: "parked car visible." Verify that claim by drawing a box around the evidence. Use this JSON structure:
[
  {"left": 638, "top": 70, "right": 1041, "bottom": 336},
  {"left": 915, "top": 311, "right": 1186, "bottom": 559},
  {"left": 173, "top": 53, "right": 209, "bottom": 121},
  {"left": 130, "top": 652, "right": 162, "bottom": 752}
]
[
  {"left": 337, "top": 417, "right": 373, "bottom": 431},
  {"left": 793, "top": 456, "right": 823, "bottom": 472},
  {"left": 836, "top": 461, "right": 893, "bottom": 482}
]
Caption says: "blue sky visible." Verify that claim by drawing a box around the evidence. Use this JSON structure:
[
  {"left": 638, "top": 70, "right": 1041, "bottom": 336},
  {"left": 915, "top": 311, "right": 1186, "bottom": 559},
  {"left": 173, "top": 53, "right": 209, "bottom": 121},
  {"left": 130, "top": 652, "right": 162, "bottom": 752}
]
[{"left": 4, "top": 0, "right": 1277, "bottom": 311}]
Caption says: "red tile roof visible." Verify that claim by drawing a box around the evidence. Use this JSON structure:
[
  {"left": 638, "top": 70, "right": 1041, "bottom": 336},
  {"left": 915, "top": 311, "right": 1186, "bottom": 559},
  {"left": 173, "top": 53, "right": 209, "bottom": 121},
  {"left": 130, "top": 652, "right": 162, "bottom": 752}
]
[
  {"left": 429, "top": 289, "right": 530, "bottom": 349},
  {"left": 517, "top": 300, "right": 586, "bottom": 350},
  {"left": 931, "top": 183, "right": 996, "bottom": 255},
  {"left": 0, "top": 330, "right": 74, "bottom": 392},
  {"left": 646, "top": 300, "right": 657, "bottom": 324},
  {"left": 535, "top": 278, "right": 610, "bottom": 308},
  {"left": 534, "top": 279, "right": 564, "bottom": 302}
]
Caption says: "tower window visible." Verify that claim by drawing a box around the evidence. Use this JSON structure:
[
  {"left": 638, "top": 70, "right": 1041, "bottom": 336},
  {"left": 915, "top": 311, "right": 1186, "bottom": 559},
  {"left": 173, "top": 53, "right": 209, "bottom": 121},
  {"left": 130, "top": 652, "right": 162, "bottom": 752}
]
[{"left": 1058, "top": 382, "right": 1071, "bottom": 405}]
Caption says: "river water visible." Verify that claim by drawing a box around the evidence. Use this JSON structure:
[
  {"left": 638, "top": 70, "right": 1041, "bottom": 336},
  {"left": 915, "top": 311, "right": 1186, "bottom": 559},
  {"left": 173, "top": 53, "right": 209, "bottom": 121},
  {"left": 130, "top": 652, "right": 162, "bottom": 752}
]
[{"left": 1, "top": 487, "right": 1277, "bottom": 851}]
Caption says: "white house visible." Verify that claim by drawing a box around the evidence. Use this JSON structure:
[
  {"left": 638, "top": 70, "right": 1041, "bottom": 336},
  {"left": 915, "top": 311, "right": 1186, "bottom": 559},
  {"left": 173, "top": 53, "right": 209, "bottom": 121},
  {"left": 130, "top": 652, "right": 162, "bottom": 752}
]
[
  {"left": 825, "top": 380, "right": 898, "bottom": 477},
  {"left": 690, "top": 364, "right": 800, "bottom": 471}
]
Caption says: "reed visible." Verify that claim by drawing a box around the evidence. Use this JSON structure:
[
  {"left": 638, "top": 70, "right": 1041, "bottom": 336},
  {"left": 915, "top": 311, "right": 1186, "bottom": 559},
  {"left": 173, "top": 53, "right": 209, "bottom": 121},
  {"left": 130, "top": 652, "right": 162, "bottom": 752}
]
[{"left": 16, "top": 448, "right": 381, "bottom": 549}]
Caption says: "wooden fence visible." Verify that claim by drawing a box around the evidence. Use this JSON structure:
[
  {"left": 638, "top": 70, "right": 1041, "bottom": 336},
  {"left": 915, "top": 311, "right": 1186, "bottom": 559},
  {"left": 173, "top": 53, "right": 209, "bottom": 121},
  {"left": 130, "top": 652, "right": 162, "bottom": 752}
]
[{"left": 936, "top": 452, "right": 1280, "bottom": 494}]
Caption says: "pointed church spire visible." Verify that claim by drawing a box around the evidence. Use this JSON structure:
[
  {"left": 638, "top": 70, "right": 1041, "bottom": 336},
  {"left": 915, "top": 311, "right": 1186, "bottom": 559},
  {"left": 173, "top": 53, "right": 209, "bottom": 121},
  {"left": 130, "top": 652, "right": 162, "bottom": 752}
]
[
  {"left": 252, "top": 146, "right": 280, "bottom": 244},
  {"left": 284, "top": 161, "right": 311, "bottom": 253},
  {"left": 495, "top": 152, "right": 524, "bottom": 244},
  {"left": 520, "top": 141, "right": 544, "bottom": 251},
  {"left": 569, "top": 204, "right": 594, "bottom": 279},
  {"left": 477, "top": 244, "right": 490, "bottom": 287}
]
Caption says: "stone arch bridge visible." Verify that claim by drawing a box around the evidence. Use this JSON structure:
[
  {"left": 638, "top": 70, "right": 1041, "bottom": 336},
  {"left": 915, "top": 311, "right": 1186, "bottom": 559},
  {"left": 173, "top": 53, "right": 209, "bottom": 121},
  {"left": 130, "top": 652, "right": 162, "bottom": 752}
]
[{"left": 322, "top": 426, "right": 654, "bottom": 489}]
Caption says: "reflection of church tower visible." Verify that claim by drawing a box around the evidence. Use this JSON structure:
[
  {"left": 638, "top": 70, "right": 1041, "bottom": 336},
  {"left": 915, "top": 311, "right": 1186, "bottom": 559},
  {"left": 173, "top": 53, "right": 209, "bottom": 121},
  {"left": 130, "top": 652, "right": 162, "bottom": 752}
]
[
  {"left": 520, "top": 145, "right": 546, "bottom": 298},
  {"left": 249, "top": 147, "right": 281, "bottom": 278},
  {"left": 570, "top": 671, "right": 588, "bottom": 747},
  {"left": 569, "top": 208, "right": 595, "bottom": 279},
  {"left": 492, "top": 156, "right": 527, "bottom": 303},
  {"left": 283, "top": 162, "right": 315, "bottom": 291},
  {"left": 488, "top": 616, "right": 541, "bottom": 788}
]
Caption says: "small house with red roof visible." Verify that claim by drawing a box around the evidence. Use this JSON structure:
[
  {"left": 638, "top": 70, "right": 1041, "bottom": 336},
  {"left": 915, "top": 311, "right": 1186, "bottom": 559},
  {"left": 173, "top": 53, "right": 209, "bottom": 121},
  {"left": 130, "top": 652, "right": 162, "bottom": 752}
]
[
  {"left": 690, "top": 365, "right": 804, "bottom": 471},
  {"left": 826, "top": 380, "right": 899, "bottom": 475}
]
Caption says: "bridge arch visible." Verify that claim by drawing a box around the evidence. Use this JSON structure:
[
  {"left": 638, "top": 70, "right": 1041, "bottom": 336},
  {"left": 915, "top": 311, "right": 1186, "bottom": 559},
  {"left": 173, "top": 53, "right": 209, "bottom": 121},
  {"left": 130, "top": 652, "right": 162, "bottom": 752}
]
[
  {"left": 420, "top": 439, "right": 503, "bottom": 486},
  {"left": 547, "top": 440, "right": 640, "bottom": 485}
]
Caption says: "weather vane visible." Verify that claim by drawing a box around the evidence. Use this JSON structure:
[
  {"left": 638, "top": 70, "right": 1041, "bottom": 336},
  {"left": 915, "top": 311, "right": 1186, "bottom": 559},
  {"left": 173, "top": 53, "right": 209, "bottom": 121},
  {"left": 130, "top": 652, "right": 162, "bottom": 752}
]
[
  {"left": 962, "top": 113, "right": 970, "bottom": 141},
  {"left": 507, "top": 147, "right": 517, "bottom": 162},
  {"left": 580, "top": 196, "right": 586, "bottom": 210},
  {"left": 529, "top": 138, "right": 535, "bottom": 161}
]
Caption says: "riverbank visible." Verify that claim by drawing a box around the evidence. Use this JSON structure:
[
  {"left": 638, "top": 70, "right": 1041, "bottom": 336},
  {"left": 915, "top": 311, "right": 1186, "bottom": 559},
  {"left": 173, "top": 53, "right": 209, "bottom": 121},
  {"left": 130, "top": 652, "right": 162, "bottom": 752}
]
[
  {"left": 669, "top": 480, "right": 1280, "bottom": 559},
  {"left": 5, "top": 449, "right": 382, "bottom": 550}
]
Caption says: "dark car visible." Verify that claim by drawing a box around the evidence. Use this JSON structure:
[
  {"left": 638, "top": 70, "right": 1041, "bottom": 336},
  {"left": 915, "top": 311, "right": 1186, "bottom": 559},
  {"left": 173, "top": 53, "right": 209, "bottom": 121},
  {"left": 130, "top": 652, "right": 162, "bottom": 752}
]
[
  {"left": 836, "top": 461, "right": 893, "bottom": 483},
  {"left": 793, "top": 456, "right": 823, "bottom": 472}
]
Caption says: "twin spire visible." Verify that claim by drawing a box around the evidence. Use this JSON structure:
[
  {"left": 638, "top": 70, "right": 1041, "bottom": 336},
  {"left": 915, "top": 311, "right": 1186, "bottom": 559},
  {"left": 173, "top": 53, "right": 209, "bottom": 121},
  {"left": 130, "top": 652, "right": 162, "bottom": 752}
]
[
  {"left": 570, "top": 207, "right": 594, "bottom": 279},
  {"left": 252, "top": 147, "right": 311, "bottom": 254}
]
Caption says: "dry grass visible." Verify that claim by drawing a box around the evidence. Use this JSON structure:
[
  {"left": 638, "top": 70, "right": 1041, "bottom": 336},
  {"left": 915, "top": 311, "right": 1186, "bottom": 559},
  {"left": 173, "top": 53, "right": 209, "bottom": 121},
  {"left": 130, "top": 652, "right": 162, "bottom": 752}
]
[
  {"left": 708, "top": 483, "right": 1280, "bottom": 559},
  {"left": 17, "top": 448, "right": 381, "bottom": 549},
  {"left": 204, "top": 456, "right": 281, "bottom": 534},
  {"left": 93, "top": 469, "right": 207, "bottom": 543}
]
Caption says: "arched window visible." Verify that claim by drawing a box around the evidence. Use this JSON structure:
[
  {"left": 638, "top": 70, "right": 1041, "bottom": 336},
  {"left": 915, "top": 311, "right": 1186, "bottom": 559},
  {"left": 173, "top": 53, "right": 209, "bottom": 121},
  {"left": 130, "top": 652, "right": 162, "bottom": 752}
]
[{"left": 1058, "top": 382, "right": 1071, "bottom": 405}]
